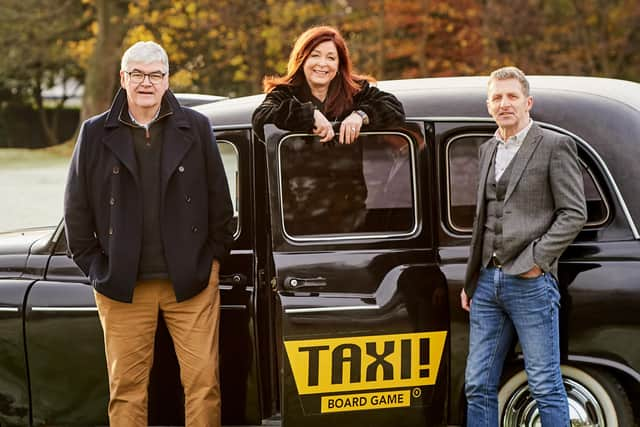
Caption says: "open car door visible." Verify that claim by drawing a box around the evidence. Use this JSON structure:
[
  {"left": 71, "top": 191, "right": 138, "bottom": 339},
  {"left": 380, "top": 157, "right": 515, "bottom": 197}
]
[{"left": 264, "top": 125, "right": 451, "bottom": 427}]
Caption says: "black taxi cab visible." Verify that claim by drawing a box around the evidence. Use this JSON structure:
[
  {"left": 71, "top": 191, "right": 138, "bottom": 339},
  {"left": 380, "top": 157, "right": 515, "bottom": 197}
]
[{"left": 0, "top": 76, "right": 639, "bottom": 426}]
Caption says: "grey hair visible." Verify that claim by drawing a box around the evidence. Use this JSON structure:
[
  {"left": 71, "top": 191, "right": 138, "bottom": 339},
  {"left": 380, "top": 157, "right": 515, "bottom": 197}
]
[
  {"left": 121, "top": 41, "right": 169, "bottom": 74},
  {"left": 488, "top": 66, "right": 530, "bottom": 97}
]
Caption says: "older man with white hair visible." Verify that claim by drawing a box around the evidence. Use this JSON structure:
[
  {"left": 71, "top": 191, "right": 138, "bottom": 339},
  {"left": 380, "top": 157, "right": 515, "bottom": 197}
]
[{"left": 64, "top": 41, "right": 234, "bottom": 426}]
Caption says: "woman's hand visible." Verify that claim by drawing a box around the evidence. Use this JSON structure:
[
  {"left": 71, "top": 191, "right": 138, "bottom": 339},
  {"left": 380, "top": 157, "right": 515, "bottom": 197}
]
[
  {"left": 339, "top": 112, "right": 363, "bottom": 144},
  {"left": 312, "top": 109, "right": 335, "bottom": 143}
]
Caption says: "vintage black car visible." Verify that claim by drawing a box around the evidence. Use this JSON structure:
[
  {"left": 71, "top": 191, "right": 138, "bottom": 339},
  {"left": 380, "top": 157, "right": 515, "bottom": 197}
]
[{"left": 1, "top": 76, "right": 639, "bottom": 427}]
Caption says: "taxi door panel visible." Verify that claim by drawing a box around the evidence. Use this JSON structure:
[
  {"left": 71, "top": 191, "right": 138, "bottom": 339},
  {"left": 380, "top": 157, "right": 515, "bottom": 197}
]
[{"left": 264, "top": 125, "right": 449, "bottom": 427}]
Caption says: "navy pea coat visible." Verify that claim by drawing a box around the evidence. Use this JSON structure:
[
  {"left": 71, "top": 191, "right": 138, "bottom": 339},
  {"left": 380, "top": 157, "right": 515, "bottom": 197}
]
[{"left": 64, "top": 89, "right": 234, "bottom": 303}]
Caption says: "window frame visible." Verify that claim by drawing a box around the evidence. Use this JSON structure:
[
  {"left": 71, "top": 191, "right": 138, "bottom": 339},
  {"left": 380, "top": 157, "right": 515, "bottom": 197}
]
[
  {"left": 216, "top": 139, "right": 242, "bottom": 240},
  {"left": 444, "top": 128, "right": 612, "bottom": 235}
]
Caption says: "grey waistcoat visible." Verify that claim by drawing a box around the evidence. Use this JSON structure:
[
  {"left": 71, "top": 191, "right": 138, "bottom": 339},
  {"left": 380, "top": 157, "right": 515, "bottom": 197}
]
[{"left": 481, "top": 154, "right": 516, "bottom": 267}]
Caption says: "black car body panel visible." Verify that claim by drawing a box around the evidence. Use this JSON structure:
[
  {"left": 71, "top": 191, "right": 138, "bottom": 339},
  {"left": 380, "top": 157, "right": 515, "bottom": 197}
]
[{"left": 1, "top": 76, "right": 639, "bottom": 426}]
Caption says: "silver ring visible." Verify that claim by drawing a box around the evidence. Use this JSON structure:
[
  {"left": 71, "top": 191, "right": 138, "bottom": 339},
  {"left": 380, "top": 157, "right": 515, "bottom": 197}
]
[{"left": 351, "top": 127, "right": 355, "bottom": 131}]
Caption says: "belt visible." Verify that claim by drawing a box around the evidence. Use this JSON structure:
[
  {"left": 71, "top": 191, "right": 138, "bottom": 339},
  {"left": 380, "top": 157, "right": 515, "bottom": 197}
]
[{"left": 489, "top": 255, "right": 502, "bottom": 269}]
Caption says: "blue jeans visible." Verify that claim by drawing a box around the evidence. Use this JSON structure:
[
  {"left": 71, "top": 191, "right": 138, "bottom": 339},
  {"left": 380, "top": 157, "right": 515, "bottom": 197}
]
[{"left": 465, "top": 267, "right": 569, "bottom": 427}]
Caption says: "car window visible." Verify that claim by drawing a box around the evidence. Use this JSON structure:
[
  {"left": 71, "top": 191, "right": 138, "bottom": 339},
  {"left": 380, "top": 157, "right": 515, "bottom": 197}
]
[
  {"left": 445, "top": 133, "right": 609, "bottom": 233},
  {"left": 218, "top": 141, "right": 240, "bottom": 235},
  {"left": 580, "top": 161, "right": 609, "bottom": 227},
  {"left": 278, "top": 133, "right": 417, "bottom": 241}
]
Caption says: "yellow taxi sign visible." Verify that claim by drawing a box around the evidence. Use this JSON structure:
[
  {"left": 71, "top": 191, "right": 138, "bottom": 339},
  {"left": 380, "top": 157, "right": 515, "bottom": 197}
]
[{"left": 284, "top": 331, "right": 447, "bottom": 395}]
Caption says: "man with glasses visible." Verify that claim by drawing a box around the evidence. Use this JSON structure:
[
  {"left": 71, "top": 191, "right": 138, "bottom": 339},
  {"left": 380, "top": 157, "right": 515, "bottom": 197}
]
[{"left": 64, "top": 41, "right": 234, "bottom": 426}]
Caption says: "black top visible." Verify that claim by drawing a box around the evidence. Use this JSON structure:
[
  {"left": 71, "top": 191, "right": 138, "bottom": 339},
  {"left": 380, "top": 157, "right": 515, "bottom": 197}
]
[
  {"left": 120, "top": 102, "right": 171, "bottom": 280},
  {"left": 251, "top": 80, "right": 405, "bottom": 140}
]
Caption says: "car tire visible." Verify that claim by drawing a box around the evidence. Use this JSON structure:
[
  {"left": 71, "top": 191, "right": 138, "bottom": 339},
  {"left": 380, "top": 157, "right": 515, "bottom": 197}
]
[{"left": 498, "top": 364, "right": 634, "bottom": 427}]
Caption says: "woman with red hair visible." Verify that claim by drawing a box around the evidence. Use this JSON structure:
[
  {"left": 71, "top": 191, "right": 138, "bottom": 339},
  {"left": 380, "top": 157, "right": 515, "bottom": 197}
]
[{"left": 252, "top": 26, "right": 404, "bottom": 144}]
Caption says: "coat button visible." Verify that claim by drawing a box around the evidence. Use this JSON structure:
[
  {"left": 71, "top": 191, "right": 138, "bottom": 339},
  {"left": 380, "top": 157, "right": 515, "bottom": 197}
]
[
  {"left": 109, "top": 197, "right": 115, "bottom": 206},
  {"left": 108, "top": 227, "right": 113, "bottom": 236},
  {"left": 185, "top": 195, "right": 191, "bottom": 203},
  {"left": 178, "top": 165, "right": 185, "bottom": 173},
  {"left": 192, "top": 226, "right": 198, "bottom": 233},
  {"left": 112, "top": 166, "right": 119, "bottom": 174}
]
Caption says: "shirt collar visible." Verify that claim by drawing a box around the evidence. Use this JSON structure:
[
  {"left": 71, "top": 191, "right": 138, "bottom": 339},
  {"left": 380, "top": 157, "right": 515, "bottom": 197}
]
[
  {"left": 495, "top": 119, "right": 533, "bottom": 146},
  {"left": 119, "top": 95, "right": 172, "bottom": 129},
  {"left": 128, "top": 107, "right": 161, "bottom": 129}
]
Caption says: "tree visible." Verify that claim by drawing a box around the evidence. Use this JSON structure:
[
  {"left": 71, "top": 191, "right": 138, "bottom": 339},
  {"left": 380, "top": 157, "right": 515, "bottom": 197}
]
[
  {"left": 123, "top": 0, "right": 336, "bottom": 96},
  {"left": 80, "top": 0, "right": 129, "bottom": 122},
  {"left": 344, "top": 0, "right": 485, "bottom": 80},
  {"left": 3, "top": 0, "right": 639, "bottom": 149},
  {"left": 482, "top": 0, "right": 640, "bottom": 80},
  {"left": 0, "top": 0, "right": 90, "bottom": 145}
]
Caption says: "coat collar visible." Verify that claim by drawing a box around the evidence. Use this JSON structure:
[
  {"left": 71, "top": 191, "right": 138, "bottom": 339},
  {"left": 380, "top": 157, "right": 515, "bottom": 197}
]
[
  {"left": 104, "top": 88, "right": 189, "bottom": 129},
  {"left": 102, "top": 90, "right": 138, "bottom": 184},
  {"left": 475, "top": 122, "right": 544, "bottom": 208},
  {"left": 503, "top": 122, "right": 543, "bottom": 202},
  {"left": 101, "top": 89, "right": 194, "bottom": 190}
]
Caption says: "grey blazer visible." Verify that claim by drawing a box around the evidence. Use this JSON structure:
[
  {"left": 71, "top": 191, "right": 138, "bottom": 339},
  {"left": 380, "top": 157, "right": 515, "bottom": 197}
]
[{"left": 464, "top": 122, "right": 587, "bottom": 298}]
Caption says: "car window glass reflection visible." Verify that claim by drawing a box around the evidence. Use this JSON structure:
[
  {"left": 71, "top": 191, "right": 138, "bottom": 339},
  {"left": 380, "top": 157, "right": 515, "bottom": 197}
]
[
  {"left": 279, "top": 133, "right": 415, "bottom": 238},
  {"left": 218, "top": 141, "right": 240, "bottom": 235},
  {"left": 446, "top": 133, "right": 609, "bottom": 233}
]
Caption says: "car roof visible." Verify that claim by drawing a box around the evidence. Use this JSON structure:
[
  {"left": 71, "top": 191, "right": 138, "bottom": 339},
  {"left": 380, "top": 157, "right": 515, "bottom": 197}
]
[
  {"left": 195, "top": 76, "right": 640, "bottom": 125},
  {"left": 195, "top": 93, "right": 265, "bottom": 125},
  {"left": 175, "top": 93, "right": 227, "bottom": 107},
  {"left": 380, "top": 75, "right": 640, "bottom": 111},
  {"left": 195, "top": 76, "right": 640, "bottom": 229}
]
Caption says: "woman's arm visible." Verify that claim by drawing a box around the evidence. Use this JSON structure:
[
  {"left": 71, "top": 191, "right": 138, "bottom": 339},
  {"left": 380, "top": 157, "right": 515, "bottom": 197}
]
[
  {"left": 352, "top": 81, "right": 405, "bottom": 128},
  {"left": 251, "top": 86, "right": 316, "bottom": 140}
]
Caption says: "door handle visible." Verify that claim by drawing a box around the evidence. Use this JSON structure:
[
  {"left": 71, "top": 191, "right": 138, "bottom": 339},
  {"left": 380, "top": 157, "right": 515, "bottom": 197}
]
[
  {"left": 285, "top": 276, "right": 327, "bottom": 289},
  {"left": 219, "top": 273, "right": 248, "bottom": 287}
]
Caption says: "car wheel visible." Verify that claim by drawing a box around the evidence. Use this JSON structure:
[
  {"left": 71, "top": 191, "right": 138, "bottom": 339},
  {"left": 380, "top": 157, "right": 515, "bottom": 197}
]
[{"left": 498, "top": 364, "right": 634, "bottom": 427}]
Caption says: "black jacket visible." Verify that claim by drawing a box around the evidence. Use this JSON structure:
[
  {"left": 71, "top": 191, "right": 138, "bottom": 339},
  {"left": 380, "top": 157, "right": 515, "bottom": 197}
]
[
  {"left": 251, "top": 80, "right": 405, "bottom": 140},
  {"left": 64, "top": 89, "right": 234, "bottom": 303}
]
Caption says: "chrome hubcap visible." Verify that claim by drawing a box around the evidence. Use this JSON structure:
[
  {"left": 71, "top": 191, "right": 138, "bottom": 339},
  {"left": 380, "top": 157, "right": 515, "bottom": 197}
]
[{"left": 501, "top": 378, "right": 606, "bottom": 427}]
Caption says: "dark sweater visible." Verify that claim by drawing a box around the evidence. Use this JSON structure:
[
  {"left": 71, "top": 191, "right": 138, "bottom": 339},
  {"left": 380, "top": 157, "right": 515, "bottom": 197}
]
[
  {"left": 251, "top": 80, "right": 405, "bottom": 140},
  {"left": 120, "top": 103, "right": 171, "bottom": 280}
]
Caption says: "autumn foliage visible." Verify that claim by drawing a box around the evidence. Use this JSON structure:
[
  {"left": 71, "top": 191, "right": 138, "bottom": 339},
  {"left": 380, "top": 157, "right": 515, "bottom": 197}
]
[{"left": 1, "top": 0, "right": 639, "bottom": 126}]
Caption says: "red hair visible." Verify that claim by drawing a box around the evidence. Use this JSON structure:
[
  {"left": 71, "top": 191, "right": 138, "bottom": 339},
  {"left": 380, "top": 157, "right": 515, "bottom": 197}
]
[{"left": 263, "top": 26, "right": 373, "bottom": 119}]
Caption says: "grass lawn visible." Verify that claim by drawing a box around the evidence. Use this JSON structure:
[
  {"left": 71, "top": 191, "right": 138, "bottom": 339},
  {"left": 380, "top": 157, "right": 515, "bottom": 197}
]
[
  {"left": 0, "top": 141, "right": 237, "bottom": 232},
  {"left": 0, "top": 144, "right": 72, "bottom": 232},
  {"left": 0, "top": 142, "right": 74, "bottom": 168}
]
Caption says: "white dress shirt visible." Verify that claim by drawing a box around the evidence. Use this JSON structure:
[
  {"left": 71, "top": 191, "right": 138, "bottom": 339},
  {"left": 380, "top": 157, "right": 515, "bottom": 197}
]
[{"left": 494, "top": 119, "right": 533, "bottom": 181}]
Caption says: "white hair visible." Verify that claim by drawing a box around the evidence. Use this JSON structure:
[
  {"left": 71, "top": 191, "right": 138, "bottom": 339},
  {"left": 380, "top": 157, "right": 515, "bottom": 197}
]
[{"left": 121, "top": 41, "right": 169, "bottom": 74}]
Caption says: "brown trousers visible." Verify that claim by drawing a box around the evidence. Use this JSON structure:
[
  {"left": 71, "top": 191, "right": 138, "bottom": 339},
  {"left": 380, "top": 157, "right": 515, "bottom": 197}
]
[{"left": 94, "top": 279, "right": 221, "bottom": 427}]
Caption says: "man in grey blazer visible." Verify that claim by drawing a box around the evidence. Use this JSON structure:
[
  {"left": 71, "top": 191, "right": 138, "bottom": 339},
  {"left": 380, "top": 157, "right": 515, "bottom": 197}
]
[{"left": 461, "top": 67, "right": 586, "bottom": 426}]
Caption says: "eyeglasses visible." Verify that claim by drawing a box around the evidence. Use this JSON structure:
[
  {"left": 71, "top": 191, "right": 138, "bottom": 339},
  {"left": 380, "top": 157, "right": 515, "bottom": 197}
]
[{"left": 125, "top": 70, "right": 166, "bottom": 84}]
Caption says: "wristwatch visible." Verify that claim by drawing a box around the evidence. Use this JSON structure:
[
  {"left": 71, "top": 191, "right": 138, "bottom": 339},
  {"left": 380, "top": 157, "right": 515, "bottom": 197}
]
[{"left": 354, "top": 110, "right": 370, "bottom": 125}]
